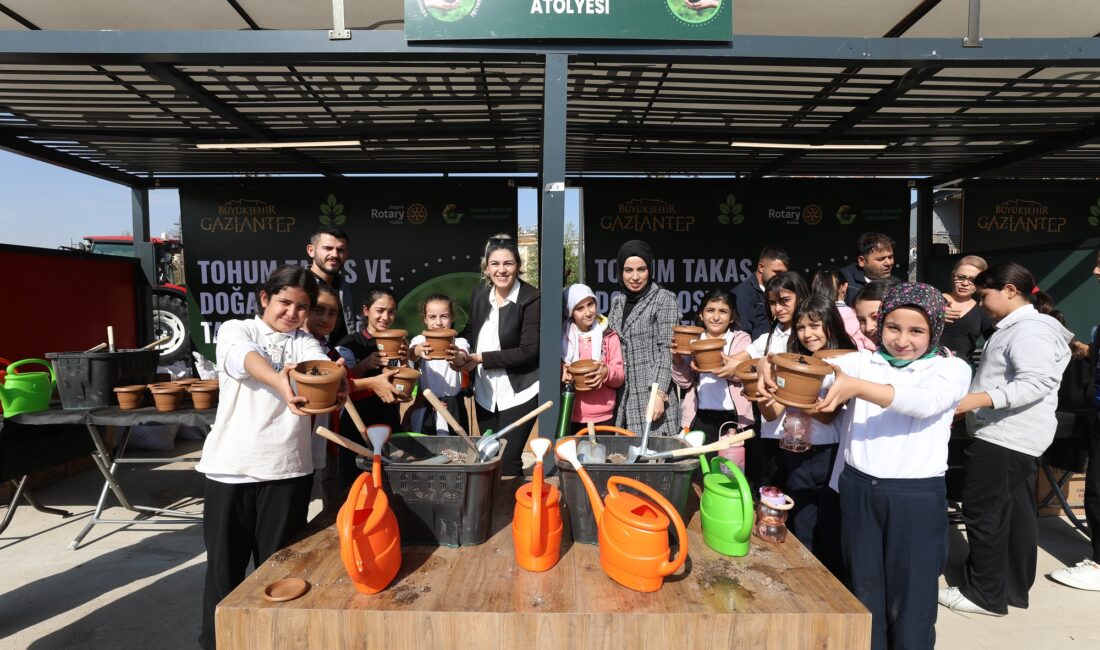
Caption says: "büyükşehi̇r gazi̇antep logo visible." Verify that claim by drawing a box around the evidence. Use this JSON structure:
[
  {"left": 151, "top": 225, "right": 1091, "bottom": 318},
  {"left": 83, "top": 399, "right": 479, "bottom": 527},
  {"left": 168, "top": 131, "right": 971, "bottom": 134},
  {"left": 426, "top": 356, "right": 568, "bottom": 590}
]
[
  {"left": 1089, "top": 198, "right": 1100, "bottom": 226},
  {"left": 718, "top": 194, "right": 744, "bottom": 225},
  {"left": 442, "top": 203, "right": 464, "bottom": 224},
  {"left": 836, "top": 205, "right": 856, "bottom": 225},
  {"left": 319, "top": 194, "right": 346, "bottom": 225}
]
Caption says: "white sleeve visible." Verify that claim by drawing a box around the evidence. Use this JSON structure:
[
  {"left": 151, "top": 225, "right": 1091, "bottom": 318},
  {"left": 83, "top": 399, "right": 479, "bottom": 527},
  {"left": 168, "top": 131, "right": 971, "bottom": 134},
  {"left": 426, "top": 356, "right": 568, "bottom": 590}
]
[
  {"left": 888, "top": 357, "right": 972, "bottom": 419},
  {"left": 455, "top": 337, "right": 471, "bottom": 352},
  {"left": 216, "top": 320, "right": 264, "bottom": 380},
  {"left": 746, "top": 332, "right": 770, "bottom": 359},
  {"left": 297, "top": 333, "right": 328, "bottom": 363}
]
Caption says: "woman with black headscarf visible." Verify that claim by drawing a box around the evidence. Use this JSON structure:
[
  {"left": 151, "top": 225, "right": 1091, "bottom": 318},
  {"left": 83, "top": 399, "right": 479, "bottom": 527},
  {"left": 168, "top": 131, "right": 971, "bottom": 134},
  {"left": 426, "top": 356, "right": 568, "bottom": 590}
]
[{"left": 606, "top": 240, "right": 681, "bottom": 436}]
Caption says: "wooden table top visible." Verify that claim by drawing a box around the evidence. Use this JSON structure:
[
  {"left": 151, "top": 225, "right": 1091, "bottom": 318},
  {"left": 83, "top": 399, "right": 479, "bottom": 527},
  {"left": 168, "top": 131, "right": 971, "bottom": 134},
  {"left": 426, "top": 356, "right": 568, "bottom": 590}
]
[{"left": 218, "top": 476, "right": 870, "bottom": 649}]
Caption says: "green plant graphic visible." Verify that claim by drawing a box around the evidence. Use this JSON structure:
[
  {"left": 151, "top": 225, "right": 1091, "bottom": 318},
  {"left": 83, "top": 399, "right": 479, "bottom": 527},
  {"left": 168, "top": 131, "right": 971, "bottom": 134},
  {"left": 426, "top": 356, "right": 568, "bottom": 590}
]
[
  {"left": 320, "top": 194, "right": 346, "bottom": 225},
  {"left": 718, "top": 194, "right": 744, "bottom": 225},
  {"left": 836, "top": 204, "right": 856, "bottom": 225},
  {"left": 1089, "top": 198, "right": 1100, "bottom": 226},
  {"left": 442, "top": 203, "right": 464, "bottom": 224}
]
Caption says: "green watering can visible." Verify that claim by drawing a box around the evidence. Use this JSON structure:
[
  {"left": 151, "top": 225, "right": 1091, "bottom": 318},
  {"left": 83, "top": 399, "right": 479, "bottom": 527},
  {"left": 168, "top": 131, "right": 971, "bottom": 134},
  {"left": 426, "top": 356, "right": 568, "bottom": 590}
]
[
  {"left": 699, "top": 448, "right": 755, "bottom": 557},
  {"left": 0, "top": 359, "right": 56, "bottom": 417}
]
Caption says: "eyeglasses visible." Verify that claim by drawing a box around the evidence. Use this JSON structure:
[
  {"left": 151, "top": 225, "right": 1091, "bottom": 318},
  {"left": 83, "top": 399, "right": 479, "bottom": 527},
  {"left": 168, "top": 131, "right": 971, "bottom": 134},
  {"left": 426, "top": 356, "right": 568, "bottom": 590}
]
[
  {"left": 487, "top": 236, "right": 514, "bottom": 247},
  {"left": 952, "top": 274, "right": 977, "bottom": 284}
]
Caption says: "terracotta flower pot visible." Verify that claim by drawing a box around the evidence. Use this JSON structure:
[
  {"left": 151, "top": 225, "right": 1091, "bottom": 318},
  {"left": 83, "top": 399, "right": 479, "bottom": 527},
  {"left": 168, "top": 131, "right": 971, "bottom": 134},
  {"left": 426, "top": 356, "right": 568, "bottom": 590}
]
[
  {"left": 289, "top": 360, "right": 347, "bottom": 410},
  {"left": 148, "top": 383, "right": 185, "bottom": 412},
  {"left": 733, "top": 358, "right": 761, "bottom": 399},
  {"left": 172, "top": 378, "right": 198, "bottom": 388},
  {"left": 691, "top": 338, "right": 726, "bottom": 373},
  {"left": 812, "top": 349, "right": 855, "bottom": 361},
  {"left": 568, "top": 359, "right": 600, "bottom": 392},
  {"left": 114, "top": 385, "right": 146, "bottom": 410},
  {"left": 422, "top": 328, "right": 456, "bottom": 360},
  {"left": 374, "top": 329, "right": 408, "bottom": 359},
  {"left": 770, "top": 353, "right": 834, "bottom": 409},
  {"left": 390, "top": 367, "right": 421, "bottom": 401},
  {"left": 671, "top": 325, "right": 704, "bottom": 356},
  {"left": 189, "top": 384, "right": 219, "bottom": 410}
]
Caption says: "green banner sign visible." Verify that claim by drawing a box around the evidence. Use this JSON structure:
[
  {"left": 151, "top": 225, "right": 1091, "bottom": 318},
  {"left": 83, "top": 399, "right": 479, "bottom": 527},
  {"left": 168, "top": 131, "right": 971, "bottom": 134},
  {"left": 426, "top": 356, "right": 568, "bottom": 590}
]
[
  {"left": 180, "top": 181, "right": 517, "bottom": 360},
  {"left": 404, "top": 0, "right": 731, "bottom": 41},
  {"left": 581, "top": 179, "right": 910, "bottom": 318},
  {"left": 962, "top": 184, "right": 1100, "bottom": 252}
]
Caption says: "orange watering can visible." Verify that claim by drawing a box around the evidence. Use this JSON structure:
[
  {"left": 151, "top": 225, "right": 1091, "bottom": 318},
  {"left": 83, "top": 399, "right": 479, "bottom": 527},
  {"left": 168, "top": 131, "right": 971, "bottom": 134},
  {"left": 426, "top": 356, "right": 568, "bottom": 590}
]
[
  {"left": 319, "top": 422, "right": 402, "bottom": 595},
  {"left": 555, "top": 439, "right": 688, "bottom": 593},
  {"left": 513, "top": 437, "right": 563, "bottom": 572}
]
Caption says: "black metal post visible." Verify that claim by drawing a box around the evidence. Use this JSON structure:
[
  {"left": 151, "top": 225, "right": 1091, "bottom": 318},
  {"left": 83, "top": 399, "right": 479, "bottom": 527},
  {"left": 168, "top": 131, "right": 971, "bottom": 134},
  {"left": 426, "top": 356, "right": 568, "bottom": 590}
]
[
  {"left": 131, "top": 186, "right": 156, "bottom": 346},
  {"left": 536, "top": 53, "right": 569, "bottom": 438},
  {"left": 916, "top": 181, "right": 933, "bottom": 282}
]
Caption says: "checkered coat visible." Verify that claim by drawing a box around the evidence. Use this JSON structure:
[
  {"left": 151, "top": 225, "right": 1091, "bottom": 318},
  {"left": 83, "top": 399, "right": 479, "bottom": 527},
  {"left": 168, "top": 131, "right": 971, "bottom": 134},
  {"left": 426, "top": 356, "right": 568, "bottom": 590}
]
[{"left": 607, "top": 282, "right": 681, "bottom": 437}]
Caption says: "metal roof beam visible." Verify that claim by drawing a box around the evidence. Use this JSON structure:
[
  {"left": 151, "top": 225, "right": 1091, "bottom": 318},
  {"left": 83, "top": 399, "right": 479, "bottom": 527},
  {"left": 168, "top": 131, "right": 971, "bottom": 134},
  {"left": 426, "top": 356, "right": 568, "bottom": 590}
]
[
  {"left": 930, "top": 121, "right": 1100, "bottom": 185},
  {"left": 2, "top": 31, "right": 1100, "bottom": 67},
  {"left": 748, "top": 66, "right": 941, "bottom": 178},
  {"left": 0, "top": 133, "right": 143, "bottom": 186},
  {"left": 142, "top": 62, "right": 340, "bottom": 178}
]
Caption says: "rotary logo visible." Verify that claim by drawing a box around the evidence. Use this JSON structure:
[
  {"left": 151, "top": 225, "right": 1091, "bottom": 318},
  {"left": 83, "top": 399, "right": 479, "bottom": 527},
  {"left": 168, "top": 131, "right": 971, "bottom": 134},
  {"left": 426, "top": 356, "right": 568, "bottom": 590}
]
[
  {"left": 407, "top": 203, "right": 428, "bottom": 225},
  {"left": 802, "top": 204, "right": 823, "bottom": 225}
]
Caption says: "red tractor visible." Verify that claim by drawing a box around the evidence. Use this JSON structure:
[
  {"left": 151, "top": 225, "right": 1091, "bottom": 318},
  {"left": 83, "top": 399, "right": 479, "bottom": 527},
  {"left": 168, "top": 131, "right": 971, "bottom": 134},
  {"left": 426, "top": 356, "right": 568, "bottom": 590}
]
[{"left": 80, "top": 236, "right": 190, "bottom": 363}]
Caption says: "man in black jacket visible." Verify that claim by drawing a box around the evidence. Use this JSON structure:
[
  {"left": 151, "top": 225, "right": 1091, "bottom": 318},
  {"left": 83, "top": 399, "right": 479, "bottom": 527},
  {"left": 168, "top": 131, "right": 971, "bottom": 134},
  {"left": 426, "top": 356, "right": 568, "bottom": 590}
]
[
  {"left": 307, "top": 224, "right": 356, "bottom": 345},
  {"left": 732, "top": 246, "right": 790, "bottom": 340},
  {"left": 840, "top": 231, "right": 897, "bottom": 306}
]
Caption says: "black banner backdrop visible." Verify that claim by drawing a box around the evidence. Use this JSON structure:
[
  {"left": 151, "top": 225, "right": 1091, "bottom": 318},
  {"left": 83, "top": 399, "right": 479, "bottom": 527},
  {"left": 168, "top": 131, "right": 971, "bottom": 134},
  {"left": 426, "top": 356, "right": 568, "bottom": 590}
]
[
  {"left": 962, "top": 183, "right": 1100, "bottom": 252},
  {"left": 181, "top": 181, "right": 517, "bottom": 360},
  {"left": 582, "top": 179, "right": 910, "bottom": 319}
]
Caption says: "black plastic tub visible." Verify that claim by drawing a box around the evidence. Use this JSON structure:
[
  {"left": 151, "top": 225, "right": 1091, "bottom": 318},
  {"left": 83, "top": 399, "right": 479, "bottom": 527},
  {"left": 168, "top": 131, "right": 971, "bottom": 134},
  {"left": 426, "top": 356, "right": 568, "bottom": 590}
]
[
  {"left": 355, "top": 435, "right": 506, "bottom": 547},
  {"left": 46, "top": 350, "right": 159, "bottom": 409},
  {"left": 554, "top": 435, "right": 698, "bottom": 545}
]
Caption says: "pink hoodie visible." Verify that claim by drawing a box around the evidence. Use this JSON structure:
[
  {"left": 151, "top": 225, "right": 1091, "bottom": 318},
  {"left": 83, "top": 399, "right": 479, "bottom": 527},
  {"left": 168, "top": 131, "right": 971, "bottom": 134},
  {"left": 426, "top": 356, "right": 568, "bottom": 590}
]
[
  {"left": 569, "top": 329, "right": 625, "bottom": 423},
  {"left": 837, "top": 302, "right": 876, "bottom": 351}
]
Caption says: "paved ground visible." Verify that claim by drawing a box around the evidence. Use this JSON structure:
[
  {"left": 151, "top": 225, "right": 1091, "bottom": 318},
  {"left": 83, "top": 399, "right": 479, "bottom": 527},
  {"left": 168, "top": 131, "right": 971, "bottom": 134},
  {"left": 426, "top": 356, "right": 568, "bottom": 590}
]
[{"left": 1, "top": 443, "right": 1098, "bottom": 649}]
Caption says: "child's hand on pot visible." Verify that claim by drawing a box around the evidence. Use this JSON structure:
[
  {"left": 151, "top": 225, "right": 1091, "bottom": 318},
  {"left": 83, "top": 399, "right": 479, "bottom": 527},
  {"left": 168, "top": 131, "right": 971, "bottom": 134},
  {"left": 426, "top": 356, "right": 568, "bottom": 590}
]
[
  {"left": 587, "top": 362, "right": 609, "bottom": 390},
  {"left": 278, "top": 363, "right": 309, "bottom": 416},
  {"left": 757, "top": 355, "right": 779, "bottom": 394},
  {"left": 366, "top": 368, "right": 401, "bottom": 404}
]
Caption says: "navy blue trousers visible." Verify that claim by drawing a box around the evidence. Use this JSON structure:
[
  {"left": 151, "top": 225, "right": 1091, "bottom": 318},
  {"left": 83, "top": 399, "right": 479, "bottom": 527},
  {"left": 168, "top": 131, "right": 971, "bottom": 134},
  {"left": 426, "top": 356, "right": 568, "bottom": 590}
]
[
  {"left": 782, "top": 443, "right": 843, "bottom": 579},
  {"left": 840, "top": 465, "right": 948, "bottom": 650}
]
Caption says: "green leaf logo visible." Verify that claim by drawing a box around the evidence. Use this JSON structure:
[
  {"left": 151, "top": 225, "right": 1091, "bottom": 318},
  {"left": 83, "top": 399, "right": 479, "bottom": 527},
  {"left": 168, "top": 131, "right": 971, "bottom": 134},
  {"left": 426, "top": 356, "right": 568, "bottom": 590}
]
[
  {"left": 1090, "top": 199, "right": 1100, "bottom": 226},
  {"left": 836, "top": 204, "right": 856, "bottom": 225},
  {"left": 718, "top": 194, "right": 744, "bottom": 225},
  {"left": 441, "top": 203, "right": 464, "bottom": 224},
  {"left": 320, "top": 194, "right": 346, "bottom": 225}
]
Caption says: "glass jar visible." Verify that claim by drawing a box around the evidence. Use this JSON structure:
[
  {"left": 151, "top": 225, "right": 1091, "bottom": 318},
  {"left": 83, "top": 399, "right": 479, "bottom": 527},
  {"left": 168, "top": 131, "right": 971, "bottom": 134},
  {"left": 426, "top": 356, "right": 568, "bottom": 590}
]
[
  {"left": 779, "top": 408, "right": 812, "bottom": 453},
  {"left": 754, "top": 486, "right": 794, "bottom": 543}
]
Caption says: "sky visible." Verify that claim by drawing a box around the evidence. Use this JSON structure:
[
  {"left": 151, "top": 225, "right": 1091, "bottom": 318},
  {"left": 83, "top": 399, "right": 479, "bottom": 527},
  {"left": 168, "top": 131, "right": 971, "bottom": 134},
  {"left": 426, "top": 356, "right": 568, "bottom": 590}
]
[{"left": 0, "top": 150, "right": 548, "bottom": 250}]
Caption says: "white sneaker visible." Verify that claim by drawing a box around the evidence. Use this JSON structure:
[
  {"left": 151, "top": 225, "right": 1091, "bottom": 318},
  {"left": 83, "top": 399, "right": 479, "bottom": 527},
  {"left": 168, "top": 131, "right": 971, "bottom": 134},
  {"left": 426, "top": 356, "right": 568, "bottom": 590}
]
[
  {"left": 938, "top": 586, "right": 1005, "bottom": 616},
  {"left": 1050, "top": 559, "right": 1100, "bottom": 591}
]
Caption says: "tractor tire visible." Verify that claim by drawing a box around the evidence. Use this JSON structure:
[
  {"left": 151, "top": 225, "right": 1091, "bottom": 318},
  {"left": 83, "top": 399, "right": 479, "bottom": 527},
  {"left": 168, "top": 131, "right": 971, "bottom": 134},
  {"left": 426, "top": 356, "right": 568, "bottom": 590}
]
[{"left": 153, "top": 294, "right": 190, "bottom": 364}]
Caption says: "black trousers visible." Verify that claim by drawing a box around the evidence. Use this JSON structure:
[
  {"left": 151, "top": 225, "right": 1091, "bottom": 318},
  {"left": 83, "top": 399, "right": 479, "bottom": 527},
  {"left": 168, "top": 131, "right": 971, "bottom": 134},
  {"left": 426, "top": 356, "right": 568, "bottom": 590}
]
[
  {"left": 783, "top": 443, "right": 843, "bottom": 579},
  {"left": 568, "top": 417, "right": 614, "bottom": 436},
  {"left": 476, "top": 395, "right": 539, "bottom": 476},
  {"left": 1087, "top": 415, "right": 1100, "bottom": 561},
  {"left": 744, "top": 435, "right": 784, "bottom": 494},
  {"left": 959, "top": 438, "right": 1040, "bottom": 613},
  {"left": 199, "top": 474, "right": 313, "bottom": 649},
  {"left": 840, "top": 465, "right": 947, "bottom": 650}
]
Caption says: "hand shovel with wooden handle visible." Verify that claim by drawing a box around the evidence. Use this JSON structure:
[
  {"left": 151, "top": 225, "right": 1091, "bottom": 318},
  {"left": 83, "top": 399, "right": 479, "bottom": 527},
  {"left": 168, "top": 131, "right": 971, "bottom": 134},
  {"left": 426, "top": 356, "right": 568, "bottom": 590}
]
[
  {"left": 577, "top": 422, "right": 607, "bottom": 464},
  {"left": 641, "top": 430, "right": 755, "bottom": 461},
  {"left": 422, "top": 389, "right": 480, "bottom": 463},
  {"left": 476, "top": 400, "right": 554, "bottom": 462},
  {"left": 627, "top": 383, "right": 661, "bottom": 463}
]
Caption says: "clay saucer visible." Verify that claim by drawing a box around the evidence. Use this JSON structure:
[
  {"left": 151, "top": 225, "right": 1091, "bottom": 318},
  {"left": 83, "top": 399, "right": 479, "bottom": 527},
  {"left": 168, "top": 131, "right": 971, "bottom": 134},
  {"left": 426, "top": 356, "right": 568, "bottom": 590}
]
[
  {"left": 299, "top": 403, "right": 341, "bottom": 415},
  {"left": 262, "top": 577, "right": 310, "bottom": 602}
]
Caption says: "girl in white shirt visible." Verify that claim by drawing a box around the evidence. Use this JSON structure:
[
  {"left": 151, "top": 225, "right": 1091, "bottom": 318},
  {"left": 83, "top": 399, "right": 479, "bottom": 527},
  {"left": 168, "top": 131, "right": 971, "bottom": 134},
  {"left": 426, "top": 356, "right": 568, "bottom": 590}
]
[
  {"left": 197, "top": 265, "right": 346, "bottom": 649},
  {"left": 762, "top": 294, "right": 854, "bottom": 577},
  {"left": 715, "top": 271, "right": 810, "bottom": 490},
  {"left": 814, "top": 282, "right": 971, "bottom": 650},
  {"left": 408, "top": 294, "right": 471, "bottom": 435}
]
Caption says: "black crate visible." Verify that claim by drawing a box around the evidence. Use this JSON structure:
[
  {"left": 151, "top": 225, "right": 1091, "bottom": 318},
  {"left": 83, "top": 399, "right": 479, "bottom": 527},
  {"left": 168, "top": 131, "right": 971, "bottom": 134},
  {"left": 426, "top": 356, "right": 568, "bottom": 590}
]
[
  {"left": 46, "top": 350, "right": 159, "bottom": 410},
  {"left": 355, "top": 435, "right": 505, "bottom": 547},
  {"left": 554, "top": 435, "right": 698, "bottom": 545}
]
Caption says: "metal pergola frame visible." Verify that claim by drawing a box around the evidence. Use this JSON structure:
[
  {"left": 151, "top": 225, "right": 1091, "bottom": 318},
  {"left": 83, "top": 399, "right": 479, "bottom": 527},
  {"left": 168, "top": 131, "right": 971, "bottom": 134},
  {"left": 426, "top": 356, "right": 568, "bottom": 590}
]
[{"left": 4, "top": 28, "right": 1100, "bottom": 427}]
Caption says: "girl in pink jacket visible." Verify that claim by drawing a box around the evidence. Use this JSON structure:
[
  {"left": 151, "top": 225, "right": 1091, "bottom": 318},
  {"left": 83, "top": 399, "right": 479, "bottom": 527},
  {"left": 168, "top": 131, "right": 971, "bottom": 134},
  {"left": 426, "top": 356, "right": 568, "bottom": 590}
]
[
  {"left": 561, "top": 284, "right": 625, "bottom": 435},
  {"left": 672, "top": 289, "right": 754, "bottom": 469}
]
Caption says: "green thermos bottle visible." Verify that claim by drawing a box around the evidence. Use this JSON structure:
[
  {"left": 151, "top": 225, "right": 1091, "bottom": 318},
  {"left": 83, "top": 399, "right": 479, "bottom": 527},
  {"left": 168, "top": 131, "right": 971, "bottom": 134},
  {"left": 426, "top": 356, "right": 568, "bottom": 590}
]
[{"left": 555, "top": 382, "right": 575, "bottom": 439}]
